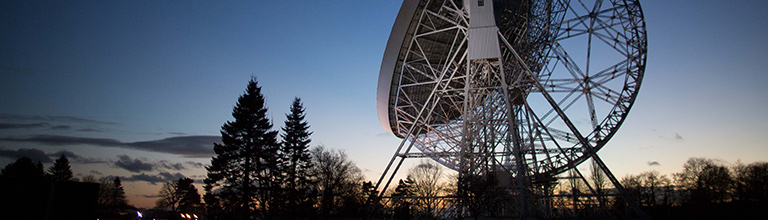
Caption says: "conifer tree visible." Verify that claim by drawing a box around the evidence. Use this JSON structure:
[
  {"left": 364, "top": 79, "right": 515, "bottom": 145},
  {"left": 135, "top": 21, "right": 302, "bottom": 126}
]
[
  {"left": 279, "top": 97, "right": 315, "bottom": 217},
  {"left": 177, "top": 177, "right": 201, "bottom": 212},
  {"left": 112, "top": 177, "right": 129, "bottom": 209},
  {"left": 48, "top": 154, "right": 74, "bottom": 181},
  {"left": 204, "top": 77, "right": 281, "bottom": 219}
]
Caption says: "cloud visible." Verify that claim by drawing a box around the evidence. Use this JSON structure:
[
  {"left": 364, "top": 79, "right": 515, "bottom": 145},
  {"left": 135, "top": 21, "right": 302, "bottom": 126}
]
[
  {"left": 652, "top": 129, "right": 684, "bottom": 142},
  {"left": 376, "top": 132, "right": 392, "bottom": 137},
  {"left": 647, "top": 161, "right": 660, "bottom": 166},
  {"left": 0, "top": 114, "right": 116, "bottom": 125},
  {"left": 118, "top": 172, "right": 188, "bottom": 185},
  {"left": 1, "top": 135, "right": 123, "bottom": 147},
  {"left": 50, "top": 125, "right": 72, "bottom": 130},
  {"left": 127, "top": 136, "right": 220, "bottom": 157},
  {"left": 185, "top": 161, "right": 205, "bottom": 168},
  {"left": 114, "top": 155, "right": 155, "bottom": 173},
  {"left": 0, "top": 148, "right": 52, "bottom": 163},
  {"left": 140, "top": 194, "right": 161, "bottom": 198},
  {"left": 112, "top": 155, "right": 193, "bottom": 173},
  {"left": 48, "top": 150, "right": 81, "bottom": 159},
  {"left": 0, "top": 123, "right": 48, "bottom": 129},
  {"left": 0, "top": 135, "right": 219, "bottom": 157},
  {"left": 158, "top": 160, "right": 186, "bottom": 170}
]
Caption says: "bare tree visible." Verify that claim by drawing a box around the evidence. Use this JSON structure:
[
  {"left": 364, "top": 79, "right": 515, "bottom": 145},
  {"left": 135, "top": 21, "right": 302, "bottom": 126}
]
[
  {"left": 590, "top": 159, "right": 607, "bottom": 203},
  {"left": 674, "top": 157, "right": 732, "bottom": 204},
  {"left": 406, "top": 160, "right": 448, "bottom": 218},
  {"left": 157, "top": 178, "right": 201, "bottom": 212},
  {"left": 733, "top": 161, "right": 768, "bottom": 203},
  {"left": 311, "top": 145, "right": 365, "bottom": 217},
  {"left": 566, "top": 169, "right": 586, "bottom": 210},
  {"left": 156, "top": 181, "right": 182, "bottom": 212},
  {"left": 674, "top": 157, "right": 714, "bottom": 191},
  {"left": 636, "top": 171, "right": 670, "bottom": 206}
]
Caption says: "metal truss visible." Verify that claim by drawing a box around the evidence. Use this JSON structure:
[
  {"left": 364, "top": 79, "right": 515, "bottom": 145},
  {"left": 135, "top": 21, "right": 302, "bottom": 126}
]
[{"left": 374, "top": 0, "right": 648, "bottom": 218}]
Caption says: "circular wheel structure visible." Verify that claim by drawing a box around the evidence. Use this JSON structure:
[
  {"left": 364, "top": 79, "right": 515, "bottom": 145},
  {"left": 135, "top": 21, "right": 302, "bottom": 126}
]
[{"left": 377, "top": 0, "right": 646, "bottom": 180}]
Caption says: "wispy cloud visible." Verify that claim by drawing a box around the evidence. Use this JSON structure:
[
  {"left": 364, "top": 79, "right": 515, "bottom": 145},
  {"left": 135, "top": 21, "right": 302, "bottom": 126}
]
[
  {"left": 651, "top": 129, "right": 684, "bottom": 142},
  {"left": 49, "top": 125, "right": 72, "bottom": 130},
  {"left": 1, "top": 135, "right": 123, "bottom": 147},
  {"left": 158, "top": 160, "right": 186, "bottom": 170},
  {"left": 113, "top": 155, "right": 191, "bottom": 173},
  {"left": 113, "top": 172, "right": 188, "bottom": 185},
  {"left": 126, "top": 136, "right": 220, "bottom": 157},
  {"left": 185, "top": 161, "right": 205, "bottom": 169},
  {"left": 376, "top": 132, "right": 392, "bottom": 137},
  {"left": 44, "top": 150, "right": 107, "bottom": 164},
  {"left": 0, "top": 123, "right": 49, "bottom": 130},
  {"left": 115, "top": 155, "right": 155, "bottom": 173},
  {"left": 0, "top": 114, "right": 117, "bottom": 125},
  {"left": 48, "top": 150, "right": 81, "bottom": 159},
  {"left": 674, "top": 133, "right": 683, "bottom": 141},
  {"left": 0, "top": 148, "right": 52, "bottom": 163},
  {"left": 0, "top": 135, "right": 220, "bottom": 157}
]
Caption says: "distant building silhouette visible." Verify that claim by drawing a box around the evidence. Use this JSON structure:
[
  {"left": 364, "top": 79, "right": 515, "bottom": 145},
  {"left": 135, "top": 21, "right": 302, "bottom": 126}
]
[{"left": 0, "top": 177, "right": 99, "bottom": 220}]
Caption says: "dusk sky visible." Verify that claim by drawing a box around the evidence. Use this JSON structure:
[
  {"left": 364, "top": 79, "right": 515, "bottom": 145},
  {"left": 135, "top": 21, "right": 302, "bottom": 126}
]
[{"left": 1, "top": 0, "right": 767, "bottom": 208}]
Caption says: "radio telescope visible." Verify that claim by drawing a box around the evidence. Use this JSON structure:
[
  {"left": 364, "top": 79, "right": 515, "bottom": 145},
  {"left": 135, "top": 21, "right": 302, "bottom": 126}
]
[{"left": 374, "top": 0, "right": 647, "bottom": 218}]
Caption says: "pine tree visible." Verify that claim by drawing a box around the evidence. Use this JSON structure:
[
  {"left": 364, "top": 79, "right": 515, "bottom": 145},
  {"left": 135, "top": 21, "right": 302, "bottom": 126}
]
[
  {"left": 204, "top": 77, "right": 281, "bottom": 219},
  {"left": 177, "top": 177, "right": 201, "bottom": 212},
  {"left": 48, "top": 154, "right": 74, "bottom": 181},
  {"left": 279, "top": 97, "right": 315, "bottom": 216},
  {"left": 112, "top": 177, "right": 129, "bottom": 209}
]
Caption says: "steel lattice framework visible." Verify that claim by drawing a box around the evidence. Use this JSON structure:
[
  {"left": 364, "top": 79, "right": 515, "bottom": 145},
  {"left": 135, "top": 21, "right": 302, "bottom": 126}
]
[{"left": 374, "top": 0, "right": 647, "bottom": 218}]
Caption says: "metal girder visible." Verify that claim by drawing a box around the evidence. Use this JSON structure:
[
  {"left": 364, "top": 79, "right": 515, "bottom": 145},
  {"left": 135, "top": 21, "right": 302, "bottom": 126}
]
[{"left": 374, "top": 0, "right": 648, "bottom": 218}]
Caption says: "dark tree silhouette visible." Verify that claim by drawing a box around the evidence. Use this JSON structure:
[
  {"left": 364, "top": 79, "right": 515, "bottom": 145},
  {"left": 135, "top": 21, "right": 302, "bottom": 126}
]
[
  {"left": 310, "top": 146, "right": 365, "bottom": 218},
  {"left": 112, "top": 177, "right": 129, "bottom": 208},
  {"left": 455, "top": 173, "right": 508, "bottom": 219},
  {"left": 674, "top": 157, "right": 732, "bottom": 204},
  {"left": 158, "top": 177, "right": 201, "bottom": 212},
  {"left": 734, "top": 162, "right": 768, "bottom": 203},
  {"left": 48, "top": 154, "right": 73, "bottom": 181},
  {"left": 156, "top": 180, "right": 183, "bottom": 212},
  {"left": 94, "top": 177, "right": 131, "bottom": 218},
  {"left": 697, "top": 163, "right": 732, "bottom": 203},
  {"left": 177, "top": 178, "right": 201, "bottom": 213},
  {"left": 0, "top": 157, "right": 45, "bottom": 180},
  {"left": 279, "top": 97, "right": 315, "bottom": 218},
  {"left": 406, "top": 160, "right": 447, "bottom": 218},
  {"left": 392, "top": 178, "right": 414, "bottom": 219},
  {"left": 204, "top": 77, "right": 281, "bottom": 220}
]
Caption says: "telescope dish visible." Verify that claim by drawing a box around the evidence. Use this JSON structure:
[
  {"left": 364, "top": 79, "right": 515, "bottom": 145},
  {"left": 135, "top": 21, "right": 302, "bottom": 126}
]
[{"left": 376, "top": 0, "right": 646, "bottom": 178}]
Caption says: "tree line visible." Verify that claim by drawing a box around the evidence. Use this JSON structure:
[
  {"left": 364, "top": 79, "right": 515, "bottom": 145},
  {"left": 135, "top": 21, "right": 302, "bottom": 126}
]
[
  {"left": 5, "top": 77, "right": 766, "bottom": 219},
  {"left": 1, "top": 154, "right": 134, "bottom": 219},
  {"left": 199, "top": 78, "right": 373, "bottom": 219},
  {"left": 155, "top": 77, "right": 768, "bottom": 219},
  {"left": 615, "top": 158, "right": 768, "bottom": 219}
]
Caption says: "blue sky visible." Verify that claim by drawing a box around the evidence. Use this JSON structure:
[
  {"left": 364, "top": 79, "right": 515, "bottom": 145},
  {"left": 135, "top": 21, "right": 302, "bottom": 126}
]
[{"left": 1, "top": 0, "right": 767, "bottom": 208}]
